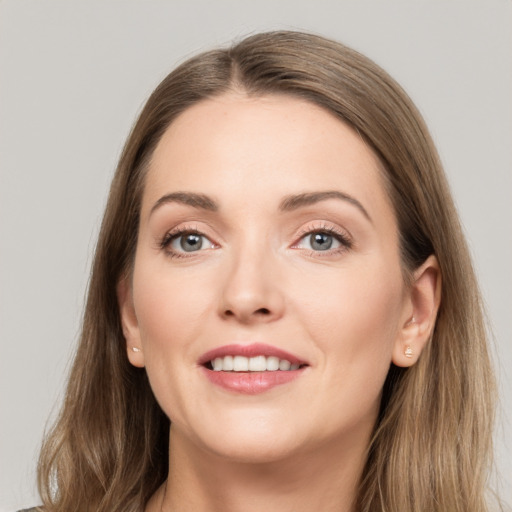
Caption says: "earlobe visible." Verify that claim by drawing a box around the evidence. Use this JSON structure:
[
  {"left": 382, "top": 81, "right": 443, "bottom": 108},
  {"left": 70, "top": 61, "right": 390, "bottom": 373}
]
[
  {"left": 393, "top": 255, "right": 441, "bottom": 368},
  {"left": 117, "top": 277, "right": 145, "bottom": 368}
]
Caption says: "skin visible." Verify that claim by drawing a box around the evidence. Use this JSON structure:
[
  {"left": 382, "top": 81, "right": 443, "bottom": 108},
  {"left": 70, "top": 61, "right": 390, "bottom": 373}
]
[{"left": 118, "top": 92, "right": 440, "bottom": 512}]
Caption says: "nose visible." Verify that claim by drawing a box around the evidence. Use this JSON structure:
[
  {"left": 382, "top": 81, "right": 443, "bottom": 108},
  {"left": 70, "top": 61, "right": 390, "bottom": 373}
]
[{"left": 218, "top": 246, "right": 285, "bottom": 324}]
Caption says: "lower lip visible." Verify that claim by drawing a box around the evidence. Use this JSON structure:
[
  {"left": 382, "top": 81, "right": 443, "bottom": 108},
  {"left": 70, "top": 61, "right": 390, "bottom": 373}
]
[{"left": 201, "top": 367, "right": 305, "bottom": 394}]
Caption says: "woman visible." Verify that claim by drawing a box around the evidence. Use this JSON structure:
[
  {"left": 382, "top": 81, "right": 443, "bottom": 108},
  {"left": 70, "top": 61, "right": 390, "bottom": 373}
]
[{"left": 31, "top": 31, "right": 496, "bottom": 511}]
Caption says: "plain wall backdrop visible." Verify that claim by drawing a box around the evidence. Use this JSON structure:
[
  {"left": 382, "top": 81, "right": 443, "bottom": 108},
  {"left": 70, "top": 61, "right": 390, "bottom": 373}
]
[{"left": 1, "top": 1, "right": 511, "bottom": 510}]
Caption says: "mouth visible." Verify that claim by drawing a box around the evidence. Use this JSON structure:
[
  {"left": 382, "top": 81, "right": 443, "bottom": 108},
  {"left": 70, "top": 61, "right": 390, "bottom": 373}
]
[
  {"left": 205, "top": 355, "right": 305, "bottom": 372},
  {"left": 198, "top": 343, "right": 309, "bottom": 394}
]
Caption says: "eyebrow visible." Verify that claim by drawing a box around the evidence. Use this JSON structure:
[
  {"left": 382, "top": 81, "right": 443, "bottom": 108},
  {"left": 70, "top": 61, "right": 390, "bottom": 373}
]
[
  {"left": 279, "top": 191, "right": 371, "bottom": 222},
  {"left": 149, "top": 189, "right": 371, "bottom": 222},
  {"left": 150, "top": 192, "right": 219, "bottom": 216}
]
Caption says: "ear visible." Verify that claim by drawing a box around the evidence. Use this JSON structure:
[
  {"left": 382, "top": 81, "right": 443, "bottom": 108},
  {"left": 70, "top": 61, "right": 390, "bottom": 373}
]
[
  {"left": 392, "top": 255, "right": 441, "bottom": 367},
  {"left": 117, "top": 276, "right": 145, "bottom": 368}
]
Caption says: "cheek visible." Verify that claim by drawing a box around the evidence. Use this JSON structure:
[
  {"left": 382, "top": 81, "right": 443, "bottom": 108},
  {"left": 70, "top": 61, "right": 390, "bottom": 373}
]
[
  {"left": 293, "top": 260, "right": 404, "bottom": 389},
  {"left": 133, "top": 256, "right": 213, "bottom": 376},
  {"left": 130, "top": 259, "right": 218, "bottom": 416},
  {"left": 133, "top": 261, "right": 214, "bottom": 351}
]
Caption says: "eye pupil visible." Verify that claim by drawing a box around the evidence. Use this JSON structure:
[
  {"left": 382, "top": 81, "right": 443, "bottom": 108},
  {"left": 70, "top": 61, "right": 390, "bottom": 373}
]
[
  {"left": 180, "top": 234, "right": 202, "bottom": 251},
  {"left": 310, "top": 232, "right": 333, "bottom": 251}
]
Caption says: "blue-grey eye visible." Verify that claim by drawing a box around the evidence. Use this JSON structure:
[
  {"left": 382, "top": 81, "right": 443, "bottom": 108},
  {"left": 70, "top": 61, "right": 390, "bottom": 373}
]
[
  {"left": 297, "top": 231, "right": 344, "bottom": 251},
  {"left": 310, "top": 232, "right": 334, "bottom": 251},
  {"left": 170, "top": 233, "right": 214, "bottom": 252}
]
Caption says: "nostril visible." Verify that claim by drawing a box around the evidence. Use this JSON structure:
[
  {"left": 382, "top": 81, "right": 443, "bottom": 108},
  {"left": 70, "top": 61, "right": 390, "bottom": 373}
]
[{"left": 221, "top": 307, "right": 274, "bottom": 320}]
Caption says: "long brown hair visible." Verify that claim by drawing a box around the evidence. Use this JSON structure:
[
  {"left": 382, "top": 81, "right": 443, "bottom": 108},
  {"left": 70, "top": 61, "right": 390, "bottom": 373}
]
[{"left": 37, "top": 31, "right": 496, "bottom": 511}]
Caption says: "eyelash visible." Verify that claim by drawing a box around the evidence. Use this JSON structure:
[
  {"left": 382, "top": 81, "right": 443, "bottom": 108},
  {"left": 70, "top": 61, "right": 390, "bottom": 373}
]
[
  {"left": 159, "top": 223, "right": 353, "bottom": 259},
  {"left": 293, "top": 223, "right": 353, "bottom": 256},
  {"left": 159, "top": 225, "right": 214, "bottom": 259}
]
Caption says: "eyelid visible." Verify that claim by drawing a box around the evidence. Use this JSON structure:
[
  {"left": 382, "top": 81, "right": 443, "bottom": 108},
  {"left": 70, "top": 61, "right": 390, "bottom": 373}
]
[
  {"left": 156, "top": 220, "right": 353, "bottom": 259},
  {"left": 169, "top": 231, "right": 215, "bottom": 250},
  {"left": 291, "top": 221, "right": 353, "bottom": 252},
  {"left": 158, "top": 223, "right": 219, "bottom": 258}
]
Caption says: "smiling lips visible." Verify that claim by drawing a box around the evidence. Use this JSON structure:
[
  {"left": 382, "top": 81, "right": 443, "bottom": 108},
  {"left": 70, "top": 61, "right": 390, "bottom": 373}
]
[
  {"left": 212, "top": 355, "right": 300, "bottom": 372},
  {"left": 199, "top": 343, "right": 308, "bottom": 394}
]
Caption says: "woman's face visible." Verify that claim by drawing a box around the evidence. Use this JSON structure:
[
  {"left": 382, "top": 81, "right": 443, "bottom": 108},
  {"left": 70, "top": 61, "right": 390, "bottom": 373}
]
[{"left": 121, "top": 93, "right": 414, "bottom": 462}]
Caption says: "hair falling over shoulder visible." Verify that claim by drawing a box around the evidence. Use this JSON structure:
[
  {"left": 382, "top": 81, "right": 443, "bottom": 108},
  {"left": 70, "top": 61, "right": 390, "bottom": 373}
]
[{"left": 37, "top": 31, "right": 498, "bottom": 512}]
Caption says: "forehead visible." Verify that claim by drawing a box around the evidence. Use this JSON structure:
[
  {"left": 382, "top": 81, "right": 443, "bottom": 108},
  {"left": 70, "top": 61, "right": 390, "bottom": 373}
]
[{"left": 142, "top": 92, "right": 393, "bottom": 223}]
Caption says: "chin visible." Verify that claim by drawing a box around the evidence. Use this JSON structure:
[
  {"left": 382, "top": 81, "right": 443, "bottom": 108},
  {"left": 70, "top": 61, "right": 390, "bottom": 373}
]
[
  {"left": 194, "top": 416, "right": 306, "bottom": 464},
  {"left": 207, "top": 438, "right": 301, "bottom": 464}
]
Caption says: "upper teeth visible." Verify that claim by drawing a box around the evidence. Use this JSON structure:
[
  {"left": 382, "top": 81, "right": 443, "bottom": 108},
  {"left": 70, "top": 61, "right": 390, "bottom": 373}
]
[{"left": 211, "top": 355, "right": 300, "bottom": 372}]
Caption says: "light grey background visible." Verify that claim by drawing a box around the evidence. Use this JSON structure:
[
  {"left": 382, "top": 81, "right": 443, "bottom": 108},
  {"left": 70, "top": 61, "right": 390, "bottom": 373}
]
[{"left": 1, "top": 1, "right": 511, "bottom": 510}]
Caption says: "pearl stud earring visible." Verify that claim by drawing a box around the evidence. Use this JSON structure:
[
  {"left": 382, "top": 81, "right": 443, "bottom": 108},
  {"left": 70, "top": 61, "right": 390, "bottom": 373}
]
[
  {"left": 131, "top": 346, "right": 141, "bottom": 353},
  {"left": 404, "top": 346, "right": 413, "bottom": 358}
]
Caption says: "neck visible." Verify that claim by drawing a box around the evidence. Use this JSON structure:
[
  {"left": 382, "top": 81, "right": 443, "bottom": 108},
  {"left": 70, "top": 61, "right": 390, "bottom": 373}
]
[{"left": 147, "top": 425, "right": 371, "bottom": 512}]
